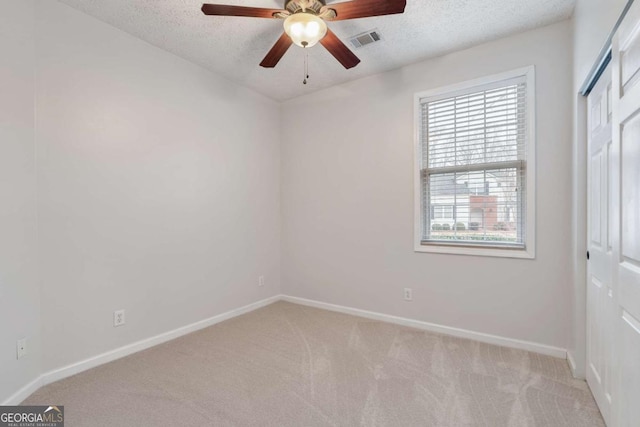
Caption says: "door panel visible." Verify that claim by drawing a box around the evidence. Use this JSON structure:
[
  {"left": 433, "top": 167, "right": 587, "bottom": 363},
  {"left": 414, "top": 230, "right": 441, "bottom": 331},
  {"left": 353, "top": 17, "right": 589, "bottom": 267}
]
[
  {"left": 618, "top": 311, "right": 640, "bottom": 427},
  {"left": 607, "top": 141, "right": 613, "bottom": 251},
  {"left": 621, "top": 116, "right": 640, "bottom": 264},
  {"left": 619, "top": 265, "right": 640, "bottom": 322},
  {"left": 619, "top": 0, "right": 640, "bottom": 95},
  {"left": 588, "top": 277, "right": 603, "bottom": 382},
  {"left": 610, "top": 1, "right": 640, "bottom": 424},
  {"left": 587, "top": 64, "right": 614, "bottom": 425},
  {"left": 590, "top": 151, "right": 602, "bottom": 245}
]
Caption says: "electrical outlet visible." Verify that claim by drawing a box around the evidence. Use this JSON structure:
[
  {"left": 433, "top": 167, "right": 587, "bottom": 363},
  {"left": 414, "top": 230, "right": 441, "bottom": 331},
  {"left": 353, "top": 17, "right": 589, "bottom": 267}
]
[
  {"left": 17, "top": 338, "right": 27, "bottom": 359},
  {"left": 114, "top": 309, "right": 125, "bottom": 327},
  {"left": 258, "top": 276, "right": 265, "bottom": 287},
  {"left": 403, "top": 288, "right": 413, "bottom": 301}
]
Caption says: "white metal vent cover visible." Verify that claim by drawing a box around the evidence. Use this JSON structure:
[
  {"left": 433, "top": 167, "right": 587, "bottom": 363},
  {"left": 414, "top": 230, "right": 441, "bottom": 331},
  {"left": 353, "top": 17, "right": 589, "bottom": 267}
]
[{"left": 349, "top": 29, "right": 382, "bottom": 49}]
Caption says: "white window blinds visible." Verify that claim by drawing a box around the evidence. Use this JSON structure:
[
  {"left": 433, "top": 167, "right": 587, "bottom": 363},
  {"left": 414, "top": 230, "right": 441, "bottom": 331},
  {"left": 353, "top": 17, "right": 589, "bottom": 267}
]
[{"left": 418, "top": 76, "right": 529, "bottom": 247}]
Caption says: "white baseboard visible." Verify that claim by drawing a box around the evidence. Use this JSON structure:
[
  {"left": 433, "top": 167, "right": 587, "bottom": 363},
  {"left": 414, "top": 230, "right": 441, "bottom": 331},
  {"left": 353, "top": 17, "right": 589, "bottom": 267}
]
[
  {"left": 3, "top": 295, "right": 280, "bottom": 405},
  {"left": 41, "top": 295, "right": 280, "bottom": 386},
  {"left": 2, "top": 376, "right": 44, "bottom": 406},
  {"left": 567, "top": 351, "right": 577, "bottom": 374},
  {"left": 566, "top": 350, "right": 586, "bottom": 379},
  {"left": 281, "top": 295, "right": 567, "bottom": 359},
  {"left": 4, "top": 293, "right": 568, "bottom": 405}
]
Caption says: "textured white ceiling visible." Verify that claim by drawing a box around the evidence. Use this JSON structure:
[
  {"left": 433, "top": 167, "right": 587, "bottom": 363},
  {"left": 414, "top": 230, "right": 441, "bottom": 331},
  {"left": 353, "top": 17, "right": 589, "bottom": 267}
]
[{"left": 56, "top": 0, "right": 576, "bottom": 101}]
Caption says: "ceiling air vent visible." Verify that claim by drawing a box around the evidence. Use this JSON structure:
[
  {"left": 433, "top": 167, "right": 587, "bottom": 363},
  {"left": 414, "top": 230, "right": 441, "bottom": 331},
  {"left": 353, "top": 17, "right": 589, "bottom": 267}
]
[{"left": 349, "top": 30, "right": 382, "bottom": 49}]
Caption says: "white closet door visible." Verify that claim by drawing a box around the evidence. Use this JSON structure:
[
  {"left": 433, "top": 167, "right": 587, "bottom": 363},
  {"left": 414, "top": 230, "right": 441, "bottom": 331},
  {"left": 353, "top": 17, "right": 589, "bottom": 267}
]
[
  {"left": 611, "top": 1, "right": 640, "bottom": 425},
  {"left": 587, "top": 63, "right": 614, "bottom": 426}
]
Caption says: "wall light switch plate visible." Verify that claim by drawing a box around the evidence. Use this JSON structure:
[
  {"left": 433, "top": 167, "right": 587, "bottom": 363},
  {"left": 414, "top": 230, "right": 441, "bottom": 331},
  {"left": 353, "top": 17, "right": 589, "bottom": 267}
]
[
  {"left": 403, "top": 288, "right": 413, "bottom": 301},
  {"left": 258, "top": 276, "right": 265, "bottom": 287}
]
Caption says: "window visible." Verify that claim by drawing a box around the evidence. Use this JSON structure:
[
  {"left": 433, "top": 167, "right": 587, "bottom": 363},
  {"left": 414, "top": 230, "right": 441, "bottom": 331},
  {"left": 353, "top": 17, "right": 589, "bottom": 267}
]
[
  {"left": 432, "top": 205, "right": 454, "bottom": 220},
  {"left": 414, "top": 67, "right": 535, "bottom": 258}
]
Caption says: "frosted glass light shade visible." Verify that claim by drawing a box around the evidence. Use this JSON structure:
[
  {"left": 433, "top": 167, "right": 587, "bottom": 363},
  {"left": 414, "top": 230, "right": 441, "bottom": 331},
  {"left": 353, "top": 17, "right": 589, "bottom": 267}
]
[{"left": 283, "top": 13, "right": 327, "bottom": 48}]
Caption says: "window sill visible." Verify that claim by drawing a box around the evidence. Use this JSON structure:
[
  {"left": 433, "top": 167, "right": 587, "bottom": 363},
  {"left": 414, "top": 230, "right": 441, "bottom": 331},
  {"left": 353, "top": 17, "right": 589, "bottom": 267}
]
[{"left": 414, "top": 242, "right": 535, "bottom": 259}]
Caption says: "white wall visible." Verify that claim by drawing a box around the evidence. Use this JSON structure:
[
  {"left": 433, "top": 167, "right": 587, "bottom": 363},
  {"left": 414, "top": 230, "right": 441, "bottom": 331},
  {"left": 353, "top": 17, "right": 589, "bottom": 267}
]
[
  {"left": 570, "top": 0, "right": 629, "bottom": 377},
  {"left": 35, "top": 1, "right": 281, "bottom": 372},
  {"left": 1, "top": 0, "right": 611, "bottom": 402},
  {"left": 281, "top": 21, "right": 573, "bottom": 349},
  {"left": 0, "top": 0, "right": 41, "bottom": 403},
  {"left": 574, "top": 0, "right": 628, "bottom": 89}
]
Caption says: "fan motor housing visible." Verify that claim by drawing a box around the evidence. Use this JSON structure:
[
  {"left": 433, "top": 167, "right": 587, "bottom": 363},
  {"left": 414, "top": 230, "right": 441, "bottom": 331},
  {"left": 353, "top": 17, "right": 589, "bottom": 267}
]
[{"left": 284, "top": 0, "right": 326, "bottom": 15}]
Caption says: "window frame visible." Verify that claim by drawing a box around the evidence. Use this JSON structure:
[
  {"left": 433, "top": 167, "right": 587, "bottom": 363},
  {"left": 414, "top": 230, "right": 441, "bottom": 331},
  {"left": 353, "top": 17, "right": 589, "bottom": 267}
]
[{"left": 413, "top": 66, "right": 536, "bottom": 259}]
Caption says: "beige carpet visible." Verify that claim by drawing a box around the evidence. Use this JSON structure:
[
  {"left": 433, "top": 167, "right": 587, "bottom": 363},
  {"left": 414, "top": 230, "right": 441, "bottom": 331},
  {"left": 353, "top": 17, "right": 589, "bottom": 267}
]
[{"left": 23, "top": 301, "right": 604, "bottom": 426}]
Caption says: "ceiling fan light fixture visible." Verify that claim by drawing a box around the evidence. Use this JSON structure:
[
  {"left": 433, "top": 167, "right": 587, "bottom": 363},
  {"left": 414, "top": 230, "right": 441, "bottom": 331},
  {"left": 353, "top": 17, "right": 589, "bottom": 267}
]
[{"left": 283, "top": 12, "right": 327, "bottom": 48}]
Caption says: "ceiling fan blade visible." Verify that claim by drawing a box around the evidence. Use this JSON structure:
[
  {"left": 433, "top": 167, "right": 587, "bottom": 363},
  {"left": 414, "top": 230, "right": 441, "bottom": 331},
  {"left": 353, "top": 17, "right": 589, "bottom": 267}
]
[
  {"left": 320, "top": 29, "right": 360, "bottom": 69},
  {"left": 260, "top": 33, "right": 293, "bottom": 68},
  {"left": 327, "top": 0, "right": 406, "bottom": 21},
  {"left": 201, "top": 4, "right": 285, "bottom": 18}
]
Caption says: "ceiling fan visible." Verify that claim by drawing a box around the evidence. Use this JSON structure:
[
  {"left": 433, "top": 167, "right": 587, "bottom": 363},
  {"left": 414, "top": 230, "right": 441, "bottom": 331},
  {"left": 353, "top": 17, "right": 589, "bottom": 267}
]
[{"left": 201, "top": 0, "right": 407, "bottom": 69}]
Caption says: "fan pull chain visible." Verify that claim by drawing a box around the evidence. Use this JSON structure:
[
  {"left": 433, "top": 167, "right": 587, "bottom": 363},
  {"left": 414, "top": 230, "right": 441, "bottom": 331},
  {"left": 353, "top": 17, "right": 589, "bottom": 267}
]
[{"left": 303, "top": 51, "right": 309, "bottom": 85}]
